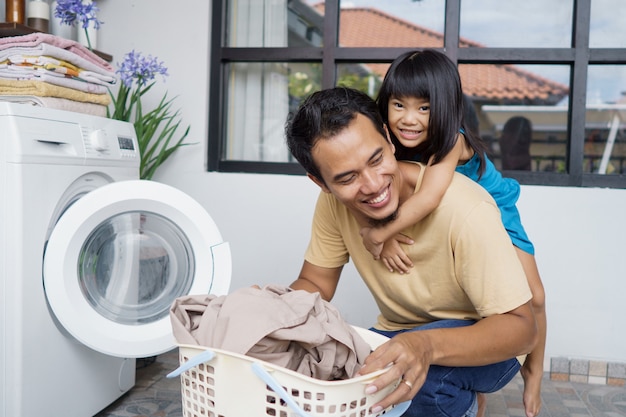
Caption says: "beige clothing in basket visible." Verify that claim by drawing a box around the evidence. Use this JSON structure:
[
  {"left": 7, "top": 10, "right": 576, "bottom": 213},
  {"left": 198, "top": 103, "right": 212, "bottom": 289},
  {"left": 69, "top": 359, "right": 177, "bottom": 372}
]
[{"left": 170, "top": 285, "right": 372, "bottom": 381}]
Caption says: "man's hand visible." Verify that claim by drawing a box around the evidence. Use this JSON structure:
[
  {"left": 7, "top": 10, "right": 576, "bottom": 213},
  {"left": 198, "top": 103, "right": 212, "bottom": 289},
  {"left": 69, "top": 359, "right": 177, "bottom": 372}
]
[{"left": 357, "top": 332, "right": 433, "bottom": 414}]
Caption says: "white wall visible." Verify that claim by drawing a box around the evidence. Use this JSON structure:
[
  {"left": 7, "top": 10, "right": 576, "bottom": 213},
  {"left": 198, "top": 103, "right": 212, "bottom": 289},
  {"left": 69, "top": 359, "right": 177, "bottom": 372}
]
[
  {"left": 97, "top": 0, "right": 626, "bottom": 369},
  {"left": 517, "top": 186, "right": 626, "bottom": 366}
]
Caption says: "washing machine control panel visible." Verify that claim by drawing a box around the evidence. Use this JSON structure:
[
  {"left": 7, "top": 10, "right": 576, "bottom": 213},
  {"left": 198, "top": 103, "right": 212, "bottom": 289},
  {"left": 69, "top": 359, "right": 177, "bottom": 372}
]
[
  {"left": 85, "top": 129, "right": 136, "bottom": 156},
  {"left": 0, "top": 103, "right": 139, "bottom": 165},
  {"left": 81, "top": 122, "right": 139, "bottom": 161}
]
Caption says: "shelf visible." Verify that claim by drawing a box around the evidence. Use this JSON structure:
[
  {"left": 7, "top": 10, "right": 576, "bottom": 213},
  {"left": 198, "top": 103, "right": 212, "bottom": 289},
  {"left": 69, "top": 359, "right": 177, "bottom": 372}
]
[
  {"left": 0, "top": 22, "right": 112, "bottom": 62},
  {"left": 0, "top": 22, "right": 34, "bottom": 36}
]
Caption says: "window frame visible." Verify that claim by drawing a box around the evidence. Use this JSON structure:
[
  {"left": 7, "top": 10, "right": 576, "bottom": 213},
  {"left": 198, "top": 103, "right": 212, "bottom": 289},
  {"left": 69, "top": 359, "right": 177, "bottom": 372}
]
[{"left": 208, "top": 0, "right": 626, "bottom": 188}]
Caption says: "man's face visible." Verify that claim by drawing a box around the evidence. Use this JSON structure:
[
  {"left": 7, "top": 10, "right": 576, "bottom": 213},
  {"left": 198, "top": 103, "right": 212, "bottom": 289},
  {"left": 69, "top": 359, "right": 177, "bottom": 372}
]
[{"left": 310, "top": 114, "right": 402, "bottom": 226}]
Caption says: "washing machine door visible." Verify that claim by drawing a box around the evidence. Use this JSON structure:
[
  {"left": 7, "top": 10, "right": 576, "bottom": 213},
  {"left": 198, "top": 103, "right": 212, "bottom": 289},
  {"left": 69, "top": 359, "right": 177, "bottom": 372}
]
[{"left": 43, "top": 180, "right": 231, "bottom": 358}]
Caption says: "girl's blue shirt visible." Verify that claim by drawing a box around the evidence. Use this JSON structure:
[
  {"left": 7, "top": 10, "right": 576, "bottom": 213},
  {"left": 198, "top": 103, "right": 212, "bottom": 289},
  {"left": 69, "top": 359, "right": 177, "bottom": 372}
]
[{"left": 455, "top": 153, "right": 534, "bottom": 254}]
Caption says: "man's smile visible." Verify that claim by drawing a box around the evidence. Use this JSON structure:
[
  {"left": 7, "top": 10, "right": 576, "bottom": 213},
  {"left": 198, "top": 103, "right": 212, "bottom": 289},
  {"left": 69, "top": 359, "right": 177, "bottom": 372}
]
[{"left": 365, "top": 185, "right": 390, "bottom": 207}]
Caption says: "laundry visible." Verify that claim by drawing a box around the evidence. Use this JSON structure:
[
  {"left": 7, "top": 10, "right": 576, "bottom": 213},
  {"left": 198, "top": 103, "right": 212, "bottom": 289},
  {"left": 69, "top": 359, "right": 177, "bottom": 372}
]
[
  {"left": 0, "top": 45, "right": 115, "bottom": 81},
  {"left": 170, "top": 284, "right": 372, "bottom": 381},
  {"left": 0, "top": 32, "right": 114, "bottom": 73},
  {"left": 5, "top": 56, "right": 116, "bottom": 84},
  {"left": 0, "top": 64, "right": 110, "bottom": 94},
  {"left": 0, "top": 34, "right": 115, "bottom": 114},
  {"left": 0, "top": 79, "right": 111, "bottom": 105},
  {"left": 0, "top": 95, "right": 107, "bottom": 117}
]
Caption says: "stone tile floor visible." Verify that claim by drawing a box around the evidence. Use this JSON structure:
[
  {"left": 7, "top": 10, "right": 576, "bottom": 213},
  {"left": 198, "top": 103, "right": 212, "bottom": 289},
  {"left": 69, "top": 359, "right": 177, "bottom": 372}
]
[{"left": 96, "top": 350, "right": 626, "bottom": 417}]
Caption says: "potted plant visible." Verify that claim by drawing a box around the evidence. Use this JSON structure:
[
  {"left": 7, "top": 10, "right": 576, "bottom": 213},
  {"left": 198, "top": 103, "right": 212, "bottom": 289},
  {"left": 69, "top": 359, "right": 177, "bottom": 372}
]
[
  {"left": 109, "top": 50, "right": 192, "bottom": 180},
  {"left": 55, "top": 1, "right": 191, "bottom": 180}
]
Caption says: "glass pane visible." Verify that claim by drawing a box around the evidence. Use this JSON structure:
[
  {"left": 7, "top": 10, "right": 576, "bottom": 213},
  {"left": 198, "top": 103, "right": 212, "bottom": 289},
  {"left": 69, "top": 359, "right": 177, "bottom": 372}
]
[
  {"left": 336, "top": 63, "right": 383, "bottom": 98},
  {"left": 79, "top": 212, "right": 194, "bottom": 325},
  {"left": 466, "top": 64, "right": 571, "bottom": 172},
  {"left": 585, "top": 65, "right": 626, "bottom": 174},
  {"left": 460, "top": 0, "right": 572, "bottom": 48},
  {"left": 224, "top": 62, "right": 321, "bottom": 162},
  {"left": 337, "top": 0, "right": 444, "bottom": 48},
  {"left": 226, "top": 0, "right": 323, "bottom": 47},
  {"left": 590, "top": 0, "right": 626, "bottom": 48}
]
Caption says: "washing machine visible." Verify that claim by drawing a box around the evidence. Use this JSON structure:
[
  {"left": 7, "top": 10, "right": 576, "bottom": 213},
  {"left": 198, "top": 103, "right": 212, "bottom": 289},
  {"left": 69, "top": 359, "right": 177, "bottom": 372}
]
[{"left": 0, "top": 102, "right": 232, "bottom": 417}]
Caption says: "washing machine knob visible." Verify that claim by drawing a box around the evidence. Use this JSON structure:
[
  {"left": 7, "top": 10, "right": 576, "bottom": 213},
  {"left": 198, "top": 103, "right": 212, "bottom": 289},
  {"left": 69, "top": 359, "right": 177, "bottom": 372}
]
[{"left": 89, "top": 129, "right": 109, "bottom": 152}]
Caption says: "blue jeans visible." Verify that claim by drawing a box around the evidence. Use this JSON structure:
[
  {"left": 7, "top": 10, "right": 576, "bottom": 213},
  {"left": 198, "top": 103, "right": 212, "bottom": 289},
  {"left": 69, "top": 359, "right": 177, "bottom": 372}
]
[{"left": 371, "top": 320, "right": 520, "bottom": 417}]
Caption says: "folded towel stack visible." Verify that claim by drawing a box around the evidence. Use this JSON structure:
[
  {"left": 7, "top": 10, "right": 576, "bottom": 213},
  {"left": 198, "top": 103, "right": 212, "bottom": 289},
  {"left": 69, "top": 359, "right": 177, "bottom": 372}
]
[{"left": 0, "top": 33, "right": 116, "bottom": 117}]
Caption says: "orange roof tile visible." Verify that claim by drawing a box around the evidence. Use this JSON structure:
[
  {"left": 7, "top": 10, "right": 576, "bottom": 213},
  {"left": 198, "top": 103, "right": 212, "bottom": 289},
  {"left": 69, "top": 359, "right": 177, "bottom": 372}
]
[
  {"left": 338, "top": 7, "right": 446, "bottom": 49},
  {"left": 315, "top": 5, "right": 569, "bottom": 104}
]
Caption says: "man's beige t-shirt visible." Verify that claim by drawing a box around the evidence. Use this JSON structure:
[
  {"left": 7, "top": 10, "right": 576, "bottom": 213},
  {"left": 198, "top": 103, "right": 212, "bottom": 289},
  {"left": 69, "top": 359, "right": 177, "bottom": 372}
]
[{"left": 305, "top": 162, "right": 532, "bottom": 331}]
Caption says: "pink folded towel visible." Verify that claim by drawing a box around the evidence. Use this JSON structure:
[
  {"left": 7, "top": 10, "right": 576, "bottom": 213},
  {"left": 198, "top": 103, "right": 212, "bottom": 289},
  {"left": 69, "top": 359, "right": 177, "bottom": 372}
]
[{"left": 0, "top": 33, "right": 113, "bottom": 73}]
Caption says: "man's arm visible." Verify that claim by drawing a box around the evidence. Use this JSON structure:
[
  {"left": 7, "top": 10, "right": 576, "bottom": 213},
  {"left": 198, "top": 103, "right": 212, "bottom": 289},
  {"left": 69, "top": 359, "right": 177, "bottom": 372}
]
[
  {"left": 289, "top": 260, "right": 343, "bottom": 302},
  {"left": 359, "top": 301, "right": 537, "bottom": 412}
]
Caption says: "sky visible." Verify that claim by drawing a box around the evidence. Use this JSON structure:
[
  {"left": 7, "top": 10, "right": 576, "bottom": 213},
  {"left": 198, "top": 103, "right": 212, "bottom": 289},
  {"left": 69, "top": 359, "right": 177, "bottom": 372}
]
[{"left": 328, "top": 0, "right": 626, "bottom": 104}]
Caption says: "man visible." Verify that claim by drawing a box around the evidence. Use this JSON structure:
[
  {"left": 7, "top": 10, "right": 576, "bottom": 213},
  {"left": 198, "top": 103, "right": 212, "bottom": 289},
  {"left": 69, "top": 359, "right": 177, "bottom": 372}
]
[{"left": 285, "top": 87, "right": 537, "bottom": 417}]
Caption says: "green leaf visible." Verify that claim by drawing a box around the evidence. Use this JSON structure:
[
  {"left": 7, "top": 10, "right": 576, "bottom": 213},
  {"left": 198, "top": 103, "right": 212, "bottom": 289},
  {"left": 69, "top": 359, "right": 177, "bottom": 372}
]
[{"left": 109, "top": 82, "right": 195, "bottom": 180}]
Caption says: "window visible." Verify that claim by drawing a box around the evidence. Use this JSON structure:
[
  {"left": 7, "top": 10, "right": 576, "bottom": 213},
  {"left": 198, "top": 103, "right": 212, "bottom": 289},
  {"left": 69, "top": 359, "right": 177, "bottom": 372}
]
[{"left": 209, "top": 0, "right": 626, "bottom": 188}]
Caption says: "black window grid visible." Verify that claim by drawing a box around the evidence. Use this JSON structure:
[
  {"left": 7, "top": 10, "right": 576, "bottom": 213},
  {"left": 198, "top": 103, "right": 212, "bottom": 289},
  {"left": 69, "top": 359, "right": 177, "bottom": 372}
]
[{"left": 208, "top": 0, "right": 626, "bottom": 188}]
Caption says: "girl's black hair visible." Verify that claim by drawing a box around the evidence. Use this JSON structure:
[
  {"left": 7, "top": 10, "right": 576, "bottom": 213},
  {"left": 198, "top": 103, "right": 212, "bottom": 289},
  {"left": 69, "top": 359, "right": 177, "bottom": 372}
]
[{"left": 376, "top": 49, "right": 486, "bottom": 175}]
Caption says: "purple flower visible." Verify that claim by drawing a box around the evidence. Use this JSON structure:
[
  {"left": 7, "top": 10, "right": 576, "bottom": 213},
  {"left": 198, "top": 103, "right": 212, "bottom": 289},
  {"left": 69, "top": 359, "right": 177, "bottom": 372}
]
[
  {"left": 116, "top": 50, "right": 169, "bottom": 89},
  {"left": 54, "top": 0, "right": 103, "bottom": 30}
]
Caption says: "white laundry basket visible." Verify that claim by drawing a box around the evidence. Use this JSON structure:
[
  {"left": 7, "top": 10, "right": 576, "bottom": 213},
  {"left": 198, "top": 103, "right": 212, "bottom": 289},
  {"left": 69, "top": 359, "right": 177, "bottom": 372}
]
[{"left": 167, "top": 327, "right": 411, "bottom": 417}]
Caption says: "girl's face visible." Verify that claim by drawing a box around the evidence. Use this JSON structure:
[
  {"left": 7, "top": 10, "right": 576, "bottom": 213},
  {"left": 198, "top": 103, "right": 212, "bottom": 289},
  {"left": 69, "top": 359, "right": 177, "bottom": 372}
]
[{"left": 387, "top": 96, "right": 430, "bottom": 149}]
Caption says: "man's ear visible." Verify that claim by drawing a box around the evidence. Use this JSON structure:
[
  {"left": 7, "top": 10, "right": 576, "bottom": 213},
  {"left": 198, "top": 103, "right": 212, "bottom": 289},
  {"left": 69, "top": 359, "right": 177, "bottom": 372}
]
[{"left": 307, "top": 173, "right": 331, "bottom": 193}]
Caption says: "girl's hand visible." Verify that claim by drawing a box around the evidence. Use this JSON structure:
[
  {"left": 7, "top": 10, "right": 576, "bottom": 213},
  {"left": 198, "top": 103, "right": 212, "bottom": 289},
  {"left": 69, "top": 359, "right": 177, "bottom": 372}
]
[
  {"left": 360, "top": 227, "right": 384, "bottom": 259},
  {"left": 380, "top": 234, "right": 414, "bottom": 273}
]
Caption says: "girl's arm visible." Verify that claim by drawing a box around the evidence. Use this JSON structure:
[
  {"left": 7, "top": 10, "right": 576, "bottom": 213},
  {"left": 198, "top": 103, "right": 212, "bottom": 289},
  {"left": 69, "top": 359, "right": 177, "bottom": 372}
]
[{"left": 361, "top": 135, "right": 467, "bottom": 264}]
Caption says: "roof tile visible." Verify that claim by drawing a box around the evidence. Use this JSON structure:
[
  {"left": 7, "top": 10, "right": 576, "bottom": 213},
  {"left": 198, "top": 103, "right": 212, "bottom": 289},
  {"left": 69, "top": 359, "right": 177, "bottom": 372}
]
[{"left": 317, "top": 5, "right": 569, "bottom": 104}]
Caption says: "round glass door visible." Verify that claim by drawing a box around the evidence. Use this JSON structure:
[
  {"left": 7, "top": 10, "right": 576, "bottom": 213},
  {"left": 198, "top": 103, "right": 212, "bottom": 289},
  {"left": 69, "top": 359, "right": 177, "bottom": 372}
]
[
  {"left": 79, "top": 211, "right": 194, "bottom": 325},
  {"left": 44, "top": 180, "right": 231, "bottom": 358}
]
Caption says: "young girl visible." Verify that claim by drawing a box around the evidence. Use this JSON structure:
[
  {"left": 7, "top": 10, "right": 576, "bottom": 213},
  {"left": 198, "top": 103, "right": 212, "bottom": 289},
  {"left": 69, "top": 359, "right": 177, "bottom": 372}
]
[{"left": 361, "top": 49, "right": 546, "bottom": 417}]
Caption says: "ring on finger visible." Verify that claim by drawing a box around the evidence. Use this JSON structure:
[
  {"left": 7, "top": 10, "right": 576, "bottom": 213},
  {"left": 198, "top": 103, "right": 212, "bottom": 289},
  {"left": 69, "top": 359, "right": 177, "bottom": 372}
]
[{"left": 401, "top": 379, "right": 413, "bottom": 390}]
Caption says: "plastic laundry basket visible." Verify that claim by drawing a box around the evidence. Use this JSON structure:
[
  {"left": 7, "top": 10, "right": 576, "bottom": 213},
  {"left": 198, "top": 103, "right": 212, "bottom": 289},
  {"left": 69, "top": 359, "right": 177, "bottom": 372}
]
[{"left": 167, "top": 326, "right": 411, "bottom": 417}]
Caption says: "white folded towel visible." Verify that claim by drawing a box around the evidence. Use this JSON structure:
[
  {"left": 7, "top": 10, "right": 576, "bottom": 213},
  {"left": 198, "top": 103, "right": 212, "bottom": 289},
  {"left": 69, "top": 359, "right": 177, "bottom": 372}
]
[
  {"left": 0, "top": 64, "right": 109, "bottom": 94},
  {"left": 0, "top": 44, "right": 115, "bottom": 78},
  {"left": 0, "top": 95, "right": 107, "bottom": 117}
]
